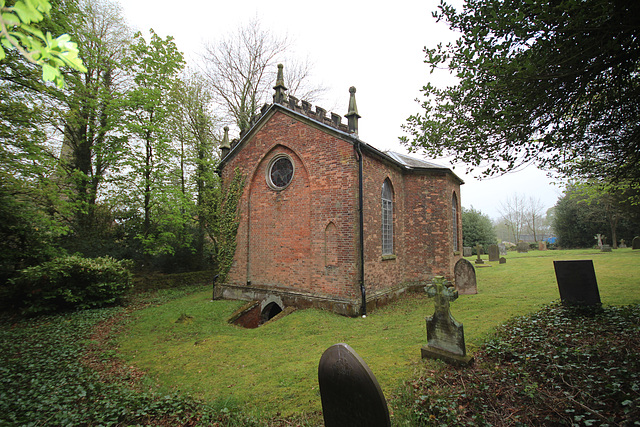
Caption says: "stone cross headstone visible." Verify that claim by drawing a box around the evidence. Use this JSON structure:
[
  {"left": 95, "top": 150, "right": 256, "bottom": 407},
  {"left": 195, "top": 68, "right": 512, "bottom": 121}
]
[
  {"left": 474, "top": 243, "right": 484, "bottom": 264},
  {"left": 498, "top": 243, "right": 507, "bottom": 256},
  {"left": 463, "top": 246, "right": 472, "bottom": 257},
  {"left": 318, "top": 343, "right": 391, "bottom": 427},
  {"left": 619, "top": 239, "right": 627, "bottom": 248},
  {"left": 632, "top": 236, "right": 640, "bottom": 250},
  {"left": 516, "top": 242, "right": 529, "bottom": 253},
  {"left": 553, "top": 260, "right": 601, "bottom": 306},
  {"left": 454, "top": 258, "right": 477, "bottom": 295},
  {"left": 488, "top": 244, "right": 499, "bottom": 262},
  {"left": 595, "top": 234, "right": 604, "bottom": 249},
  {"left": 421, "top": 277, "right": 473, "bottom": 366}
]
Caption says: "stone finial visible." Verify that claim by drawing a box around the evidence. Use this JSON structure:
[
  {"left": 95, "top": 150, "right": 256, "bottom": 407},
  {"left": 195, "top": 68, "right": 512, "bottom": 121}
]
[
  {"left": 220, "top": 126, "right": 231, "bottom": 158},
  {"left": 345, "top": 86, "right": 361, "bottom": 136},
  {"left": 273, "top": 64, "right": 288, "bottom": 104}
]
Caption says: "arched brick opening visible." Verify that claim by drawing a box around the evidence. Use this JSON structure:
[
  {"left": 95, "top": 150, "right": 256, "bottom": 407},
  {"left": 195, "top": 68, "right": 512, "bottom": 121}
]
[{"left": 260, "top": 301, "right": 283, "bottom": 324}]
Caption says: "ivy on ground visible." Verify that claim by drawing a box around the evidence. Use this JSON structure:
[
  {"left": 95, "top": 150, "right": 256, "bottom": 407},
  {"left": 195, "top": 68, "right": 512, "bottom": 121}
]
[
  {"left": 401, "top": 303, "right": 640, "bottom": 426},
  {"left": 0, "top": 288, "right": 318, "bottom": 426}
]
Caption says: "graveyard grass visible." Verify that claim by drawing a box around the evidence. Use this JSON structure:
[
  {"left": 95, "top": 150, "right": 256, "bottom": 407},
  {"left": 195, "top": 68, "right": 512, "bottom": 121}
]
[{"left": 116, "top": 248, "right": 640, "bottom": 422}]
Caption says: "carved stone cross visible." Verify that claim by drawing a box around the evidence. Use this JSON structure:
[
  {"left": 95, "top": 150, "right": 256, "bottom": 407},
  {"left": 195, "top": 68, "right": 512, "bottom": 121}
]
[
  {"left": 422, "top": 276, "right": 473, "bottom": 366},
  {"left": 475, "top": 243, "right": 484, "bottom": 264},
  {"left": 426, "top": 277, "right": 458, "bottom": 317}
]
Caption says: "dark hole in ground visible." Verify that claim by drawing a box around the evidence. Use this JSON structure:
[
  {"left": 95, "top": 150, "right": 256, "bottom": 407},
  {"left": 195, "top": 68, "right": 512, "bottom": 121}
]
[
  {"left": 230, "top": 301, "right": 285, "bottom": 328},
  {"left": 260, "top": 302, "right": 283, "bottom": 325}
]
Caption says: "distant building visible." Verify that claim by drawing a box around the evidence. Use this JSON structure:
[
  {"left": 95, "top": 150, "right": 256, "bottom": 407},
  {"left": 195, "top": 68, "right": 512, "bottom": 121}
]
[{"left": 216, "top": 65, "right": 463, "bottom": 317}]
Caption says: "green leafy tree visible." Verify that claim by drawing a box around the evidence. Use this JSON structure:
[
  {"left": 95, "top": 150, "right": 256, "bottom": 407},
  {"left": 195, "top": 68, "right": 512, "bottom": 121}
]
[
  {"left": 0, "top": 0, "right": 86, "bottom": 87},
  {"left": 122, "top": 29, "right": 187, "bottom": 259},
  {"left": 402, "top": 0, "right": 640, "bottom": 191},
  {"left": 55, "top": 0, "right": 130, "bottom": 236},
  {"left": 462, "top": 207, "right": 497, "bottom": 251},
  {"left": 171, "top": 71, "right": 219, "bottom": 266}
]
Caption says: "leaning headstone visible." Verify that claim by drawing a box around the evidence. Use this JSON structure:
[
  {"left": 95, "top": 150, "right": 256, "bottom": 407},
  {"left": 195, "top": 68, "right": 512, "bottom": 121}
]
[
  {"left": 516, "top": 242, "right": 529, "bottom": 253},
  {"left": 454, "top": 258, "right": 477, "bottom": 295},
  {"left": 463, "top": 246, "right": 472, "bottom": 257},
  {"left": 553, "top": 260, "right": 601, "bottom": 306},
  {"left": 498, "top": 243, "right": 507, "bottom": 256},
  {"left": 499, "top": 257, "right": 507, "bottom": 264},
  {"left": 632, "top": 236, "right": 640, "bottom": 250},
  {"left": 421, "top": 277, "right": 474, "bottom": 366},
  {"left": 318, "top": 343, "right": 391, "bottom": 427},
  {"left": 488, "top": 244, "right": 499, "bottom": 262},
  {"left": 601, "top": 244, "right": 612, "bottom": 252},
  {"left": 474, "top": 243, "right": 484, "bottom": 264}
]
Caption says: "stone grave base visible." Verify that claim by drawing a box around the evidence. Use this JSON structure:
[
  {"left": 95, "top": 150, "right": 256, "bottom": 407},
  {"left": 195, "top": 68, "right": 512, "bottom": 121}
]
[{"left": 421, "top": 345, "right": 474, "bottom": 367}]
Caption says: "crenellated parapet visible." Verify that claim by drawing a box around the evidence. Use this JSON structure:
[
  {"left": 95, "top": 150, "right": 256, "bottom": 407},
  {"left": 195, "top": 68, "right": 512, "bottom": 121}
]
[{"left": 238, "top": 64, "right": 354, "bottom": 140}]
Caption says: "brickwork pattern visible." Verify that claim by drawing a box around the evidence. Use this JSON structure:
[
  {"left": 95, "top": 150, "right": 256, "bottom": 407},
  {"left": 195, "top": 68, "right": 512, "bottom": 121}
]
[{"left": 221, "top": 107, "right": 462, "bottom": 304}]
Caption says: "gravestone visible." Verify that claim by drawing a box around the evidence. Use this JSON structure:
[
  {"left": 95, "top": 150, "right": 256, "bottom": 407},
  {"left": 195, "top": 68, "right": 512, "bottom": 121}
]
[
  {"left": 601, "top": 244, "right": 612, "bottom": 252},
  {"left": 488, "top": 244, "right": 499, "bottom": 262},
  {"left": 498, "top": 243, "right": 507, "bottom": 256},
  {"left": 454, "top": 258, "right": 477, "bottom": 295},
  {"left": 632, "top": 236, "right": 640, "bottom": 250},
  {"left": 538, "top": 241, "right": 547, "bottom": 251},
  {"left": 463, "top": 246, "right": 472, "bottom": 257},
  {"left": 594, "top": 233, "right": 604, "bottom": 249},
  {"left": 619, "top": 239, "right": 627, "bottom": 248},
  {"left": 421, "top": 277, "right": 473, "bottom": 366},
  {"left": 516, "top": 242, "right": 529, "bottom": 253},
  {"left": 553, "top": 260, "right": 601, "bottom": 306},
  {"left": 318, "top": 343, "right": 391, "bottom": 427},
  {"left": 474, "top": 243, "right": 484, "bottom": 264},
  {"left": 499, "top": 257, "right": 507, "bottom": 264}
]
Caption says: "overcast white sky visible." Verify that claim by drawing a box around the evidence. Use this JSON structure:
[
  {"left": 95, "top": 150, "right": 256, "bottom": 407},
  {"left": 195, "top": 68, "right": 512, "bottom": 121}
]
[{"left": 120, "top": 0, "right": 564, "bottom": 220}]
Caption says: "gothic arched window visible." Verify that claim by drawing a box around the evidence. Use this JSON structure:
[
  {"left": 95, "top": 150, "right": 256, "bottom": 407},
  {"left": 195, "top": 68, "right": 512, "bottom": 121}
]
[
  {"left": 452, "top": 192, "right": 459, "bottom": 252},
  {"left": 382, "top": 179, "right": 394, "bottom": 255}
]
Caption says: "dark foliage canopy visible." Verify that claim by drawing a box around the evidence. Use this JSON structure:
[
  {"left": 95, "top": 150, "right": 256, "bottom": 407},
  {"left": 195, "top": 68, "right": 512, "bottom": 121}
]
[
  {"left": 403, "top": 0, "right": 640, "bottom": 187},
  {"left": 553, "top": 185, "right": 640, "bottom": 247}
]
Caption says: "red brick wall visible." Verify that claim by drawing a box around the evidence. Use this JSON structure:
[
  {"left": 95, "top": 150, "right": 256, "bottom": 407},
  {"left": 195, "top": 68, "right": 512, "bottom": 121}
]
[
  {"left": 221, "top": 108, "right": 462, "bottom": 302},
  {"left": 360, "top": 155, "right": 462, "bottom": 291},
  {"left": 222, "top": 110, "right": 360, "bottom": 300}
]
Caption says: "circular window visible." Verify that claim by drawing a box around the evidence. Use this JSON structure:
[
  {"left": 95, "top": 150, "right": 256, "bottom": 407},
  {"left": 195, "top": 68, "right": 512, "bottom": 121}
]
[{"left": 268, "top": 155, "right": 294, "bottom": 189}]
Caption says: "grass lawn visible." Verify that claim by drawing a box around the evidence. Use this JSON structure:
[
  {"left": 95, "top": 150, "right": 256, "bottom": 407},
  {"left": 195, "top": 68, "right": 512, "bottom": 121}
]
[{"left": 117, "top": 248, "right": 640, "bottom": 420}]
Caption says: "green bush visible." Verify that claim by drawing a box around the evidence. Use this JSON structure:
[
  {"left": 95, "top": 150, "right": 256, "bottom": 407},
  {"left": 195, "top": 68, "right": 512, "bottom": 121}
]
[{"left": 9, "top": 255, "right": 132, "bottom": 314}]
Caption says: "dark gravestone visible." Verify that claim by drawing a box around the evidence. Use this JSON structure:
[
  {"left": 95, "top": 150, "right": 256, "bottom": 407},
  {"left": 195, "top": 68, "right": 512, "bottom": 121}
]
[
  {"left": 421, "top": 277, "right": 473, "bottom": 366},
  {"left": 632, "top": 236, "right": 640, "bottom": 250},
  {"left": 454, "top": 258, "right": 477, "bottom": 295},
  {"left": 516, "top": 242, "right": 529, "bottom": 253},
  {"left": 488, "top": 244, "right": 499, "bottom": 262},
  {"left": 318, "top": 343, "right": 390, "bottom": 427},
  {"left": 463, "top": 246, "right": 472, "bottom": 257},
  {"left": 499, "top": 257, "right": 507, "bottom": 264},
  {"left": 553, "top": 260, "right": 601, "bottom": 306}
]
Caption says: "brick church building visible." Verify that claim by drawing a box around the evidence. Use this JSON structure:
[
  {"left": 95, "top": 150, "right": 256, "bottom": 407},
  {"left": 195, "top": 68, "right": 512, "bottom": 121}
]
[{"left": 216, "top": 65, "right": 463, "bottom": 317}]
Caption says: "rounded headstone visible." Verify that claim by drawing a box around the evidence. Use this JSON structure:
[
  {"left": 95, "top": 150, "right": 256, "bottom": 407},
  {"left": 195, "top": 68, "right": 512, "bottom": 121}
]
[{"left": 318, "top": 343, "right": 390, "bottom": 427}]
